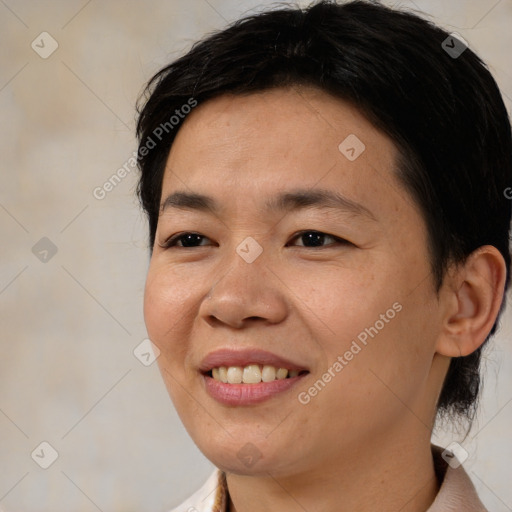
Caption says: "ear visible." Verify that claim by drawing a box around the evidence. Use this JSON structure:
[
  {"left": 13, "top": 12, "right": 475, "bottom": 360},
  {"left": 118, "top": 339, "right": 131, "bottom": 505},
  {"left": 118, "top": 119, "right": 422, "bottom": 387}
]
[{"left": 435, "top": 245, "right": 507, "bottom": 357}]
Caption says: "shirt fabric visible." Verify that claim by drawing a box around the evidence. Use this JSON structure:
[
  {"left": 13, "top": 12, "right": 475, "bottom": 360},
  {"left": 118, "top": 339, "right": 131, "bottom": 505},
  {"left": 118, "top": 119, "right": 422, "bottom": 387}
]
[{"left": 169, "top": 445, "right": 487, "bottom": 512}]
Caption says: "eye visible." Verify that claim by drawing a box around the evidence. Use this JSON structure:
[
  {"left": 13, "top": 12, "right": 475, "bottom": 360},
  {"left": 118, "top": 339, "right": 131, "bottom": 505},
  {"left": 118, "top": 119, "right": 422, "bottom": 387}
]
[
  {"left": 159, "top": 230, "right": 351, "bottom": 249},
  {"left": 287, "top": 230, "right": 351, "bottom": 248},
  {"left": 159, "top": 232, "right": 212, "bottom": 249}
]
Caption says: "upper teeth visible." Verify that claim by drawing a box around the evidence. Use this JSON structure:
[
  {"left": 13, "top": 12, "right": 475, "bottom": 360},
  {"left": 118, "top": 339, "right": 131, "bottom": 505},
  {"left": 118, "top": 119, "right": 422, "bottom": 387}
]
[{"left": 211, "top": 365, "right": 300, "bottom": 384}]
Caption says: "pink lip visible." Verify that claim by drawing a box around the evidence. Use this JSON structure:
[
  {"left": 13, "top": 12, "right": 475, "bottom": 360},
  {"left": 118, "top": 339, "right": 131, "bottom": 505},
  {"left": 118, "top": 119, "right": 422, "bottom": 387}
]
[
  {"left": 202, "top": 373, "right": 308, "bottom": 406},
  {"left": 198, "top": 348, "right": 308, "bottom": 373}
]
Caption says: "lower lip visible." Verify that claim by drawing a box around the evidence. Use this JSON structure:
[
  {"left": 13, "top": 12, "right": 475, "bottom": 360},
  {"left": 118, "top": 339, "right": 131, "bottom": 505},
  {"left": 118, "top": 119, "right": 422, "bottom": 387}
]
[{"left": 203, "top": 373, "right": 308, "bottom": 406}]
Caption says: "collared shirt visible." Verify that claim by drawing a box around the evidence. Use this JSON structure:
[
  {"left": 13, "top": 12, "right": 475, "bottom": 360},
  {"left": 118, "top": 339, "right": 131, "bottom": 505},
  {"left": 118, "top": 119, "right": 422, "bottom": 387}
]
[{"left": 169, "top": 445, "right": 488, "bottom": 512}]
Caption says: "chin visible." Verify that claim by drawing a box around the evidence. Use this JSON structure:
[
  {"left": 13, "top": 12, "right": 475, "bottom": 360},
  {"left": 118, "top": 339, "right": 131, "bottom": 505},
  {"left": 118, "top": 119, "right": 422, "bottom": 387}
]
[{"left": 198, "top": 438, "right": 300, "bottom": 477}]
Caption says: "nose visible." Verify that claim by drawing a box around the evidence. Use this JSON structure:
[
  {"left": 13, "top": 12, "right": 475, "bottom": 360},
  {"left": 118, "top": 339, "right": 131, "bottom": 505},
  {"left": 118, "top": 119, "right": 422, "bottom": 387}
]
[{"left": 199, "top": 248, "right": 289, "bottom": 329}]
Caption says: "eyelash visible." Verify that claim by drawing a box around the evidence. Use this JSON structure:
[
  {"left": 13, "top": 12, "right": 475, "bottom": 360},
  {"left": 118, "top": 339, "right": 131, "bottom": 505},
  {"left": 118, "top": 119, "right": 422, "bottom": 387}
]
[{"left": 159, "top": 230, "right": 351, "bottom": 249}]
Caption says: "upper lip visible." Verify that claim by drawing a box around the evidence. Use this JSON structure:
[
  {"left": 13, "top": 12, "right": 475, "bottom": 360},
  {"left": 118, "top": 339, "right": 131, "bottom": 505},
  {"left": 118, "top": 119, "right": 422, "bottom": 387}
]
[{"left": 199, "top": 348, "right": 309, "bottom": 373}]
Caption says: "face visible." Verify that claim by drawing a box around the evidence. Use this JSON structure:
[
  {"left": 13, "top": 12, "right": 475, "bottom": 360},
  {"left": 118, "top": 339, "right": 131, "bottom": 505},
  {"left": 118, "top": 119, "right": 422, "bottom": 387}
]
[{"left": 144, "top": 86, "right": 445, "bottom": 477}]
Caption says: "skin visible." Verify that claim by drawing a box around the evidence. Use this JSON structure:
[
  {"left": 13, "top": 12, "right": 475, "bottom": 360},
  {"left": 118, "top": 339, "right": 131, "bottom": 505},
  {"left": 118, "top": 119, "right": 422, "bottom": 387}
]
[{"left": 143, "top": 86, "right": 506, "bottom": 512}]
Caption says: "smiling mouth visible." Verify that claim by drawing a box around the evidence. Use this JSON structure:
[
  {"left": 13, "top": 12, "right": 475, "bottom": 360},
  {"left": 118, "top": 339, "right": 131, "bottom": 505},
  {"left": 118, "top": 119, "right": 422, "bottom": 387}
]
[{"left": 204, "top": 364, "right": 309, "bottom": 384}]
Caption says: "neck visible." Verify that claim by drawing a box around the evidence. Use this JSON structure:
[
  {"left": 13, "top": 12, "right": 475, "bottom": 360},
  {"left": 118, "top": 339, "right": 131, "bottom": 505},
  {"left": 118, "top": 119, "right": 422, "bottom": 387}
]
[{"left": 226, "top": 435, "right": 439, "bottom": 512}]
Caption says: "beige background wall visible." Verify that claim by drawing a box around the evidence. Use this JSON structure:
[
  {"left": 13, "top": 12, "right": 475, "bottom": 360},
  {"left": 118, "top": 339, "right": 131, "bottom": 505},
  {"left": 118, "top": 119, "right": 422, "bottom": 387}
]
[{"left": 0, "top": 0, "right": 511, "bottom": 510}]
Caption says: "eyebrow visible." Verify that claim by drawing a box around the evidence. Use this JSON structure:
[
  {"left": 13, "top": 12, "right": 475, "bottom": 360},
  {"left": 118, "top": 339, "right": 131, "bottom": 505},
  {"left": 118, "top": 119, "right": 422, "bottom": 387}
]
[{"left": 160, "top": 188, "right": 376, "bottom": 221}]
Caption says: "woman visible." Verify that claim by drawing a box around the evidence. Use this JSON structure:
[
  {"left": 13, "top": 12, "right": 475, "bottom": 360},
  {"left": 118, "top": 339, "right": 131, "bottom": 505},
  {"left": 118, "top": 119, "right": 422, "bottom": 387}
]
[{"left": 135, "top": 1, "right": 511, "bottom": 510}]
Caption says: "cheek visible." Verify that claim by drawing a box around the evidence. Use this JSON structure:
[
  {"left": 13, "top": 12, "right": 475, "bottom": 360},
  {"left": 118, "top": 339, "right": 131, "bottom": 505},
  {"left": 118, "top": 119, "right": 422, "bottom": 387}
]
[
  {"left": 144, "top": 273, "right": 170, "bottom": 340},
  {"left": 143, "top": 265, "right": 195, "bottom": 362},
  {"left": 143, "top": 267, "right": 199, "bottom": 412},
  {"left": 309, "top": 263, "right": 435, "bottom": 402},
  {"left": 333, "top": 290, "right": 438, "bottom": 418},
  {"left": 303, "top": 264, "right": 390, "bottom": 341}
]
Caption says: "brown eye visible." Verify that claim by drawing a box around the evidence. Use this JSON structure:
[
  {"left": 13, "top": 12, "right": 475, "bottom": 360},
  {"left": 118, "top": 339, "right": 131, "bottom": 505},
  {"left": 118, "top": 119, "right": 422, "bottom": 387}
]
[
  {"left": 160, "top": 232, "right": 211, "bottom": 248},
  {"left": 288, "top": 231, "right": 350, "bottom": 248}
]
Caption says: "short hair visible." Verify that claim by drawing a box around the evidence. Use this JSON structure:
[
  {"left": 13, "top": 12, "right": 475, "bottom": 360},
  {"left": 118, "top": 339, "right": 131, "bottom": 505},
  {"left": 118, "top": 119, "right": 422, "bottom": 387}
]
[{"left": 135, "top": 0, "right": 512, "bottom": 422}]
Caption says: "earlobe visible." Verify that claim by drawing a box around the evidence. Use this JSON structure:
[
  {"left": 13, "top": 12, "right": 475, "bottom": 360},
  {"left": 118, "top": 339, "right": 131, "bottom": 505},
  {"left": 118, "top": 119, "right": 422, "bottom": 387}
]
[{"left": 435, "top": 246, "right": 507, "bottom": 358}]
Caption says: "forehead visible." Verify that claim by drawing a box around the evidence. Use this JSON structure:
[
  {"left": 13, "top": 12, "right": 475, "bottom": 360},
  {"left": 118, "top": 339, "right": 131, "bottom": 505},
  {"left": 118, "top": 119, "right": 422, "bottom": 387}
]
[
  {"left": 160, "top": 86, "right": 415, "bottom": 222},
  {"left": 168, "top": 86, "right": 394, "bottom": 163}
]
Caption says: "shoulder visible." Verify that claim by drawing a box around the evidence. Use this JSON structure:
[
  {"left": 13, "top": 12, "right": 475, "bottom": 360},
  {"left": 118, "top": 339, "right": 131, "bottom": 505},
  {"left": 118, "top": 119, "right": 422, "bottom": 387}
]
[
  {"left": 429, "top": 444, "right": 488, "bottom": 512},
  {"left": 168, "top": 468, "right": 227, "bottom": 512}
]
